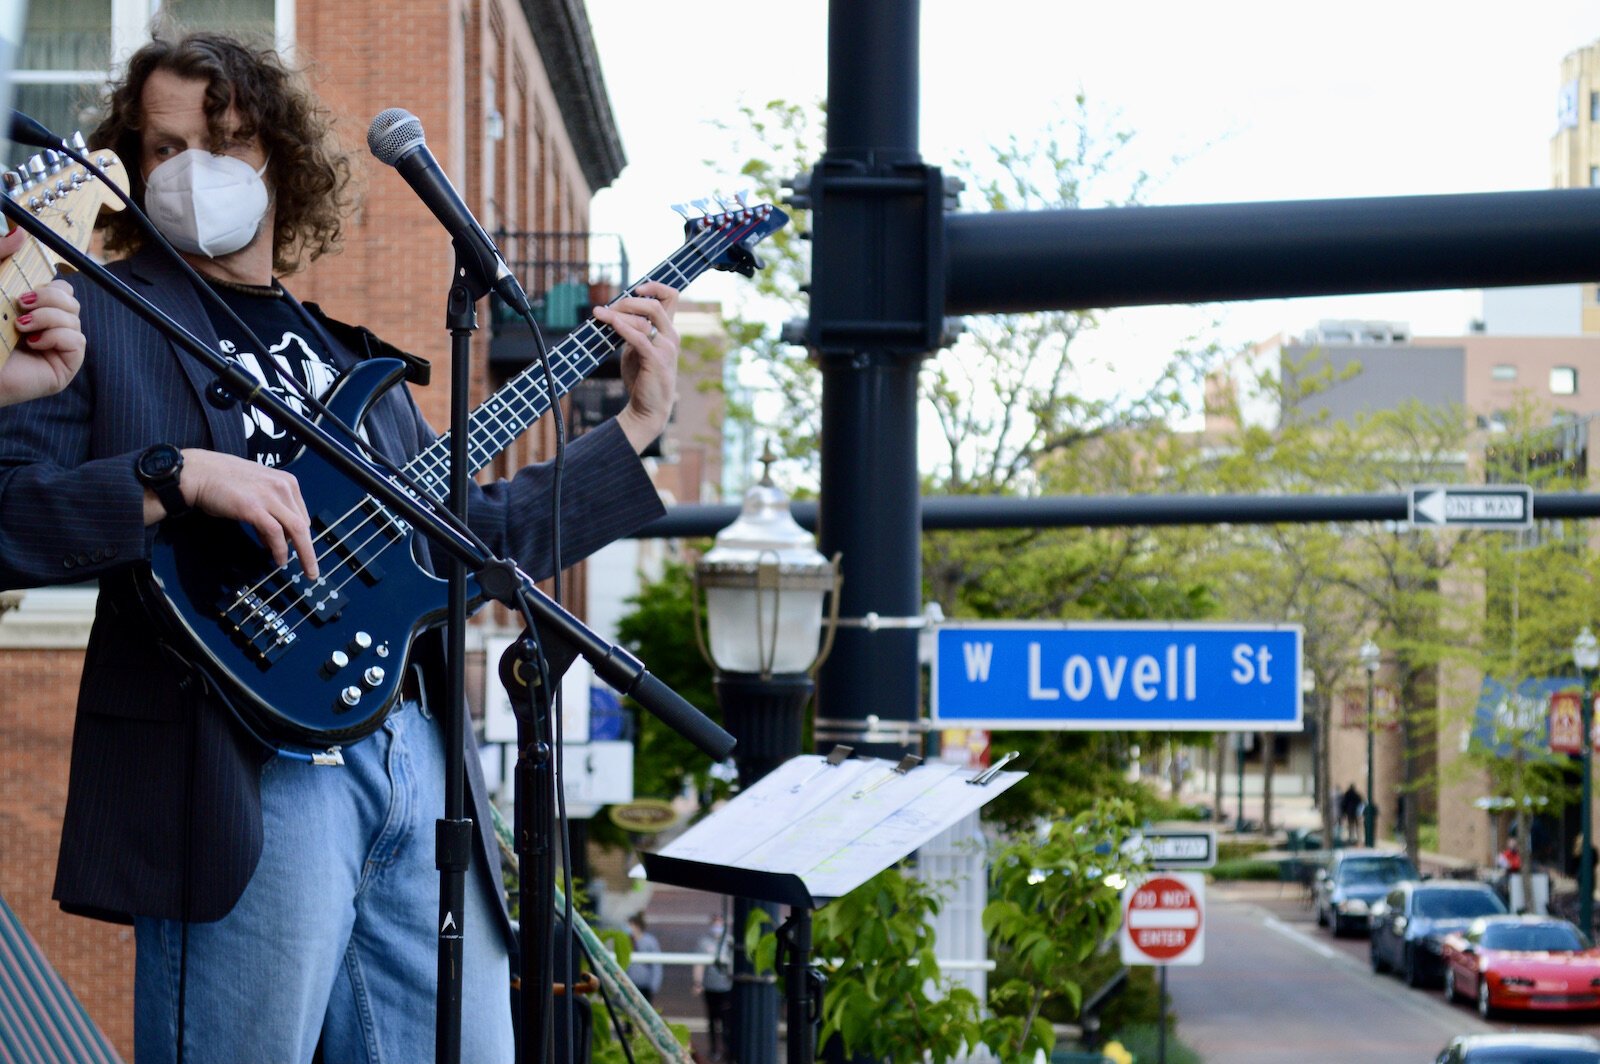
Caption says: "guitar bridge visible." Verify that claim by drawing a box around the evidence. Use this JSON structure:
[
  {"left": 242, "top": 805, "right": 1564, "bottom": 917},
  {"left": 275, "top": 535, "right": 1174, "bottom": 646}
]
[{"left": 221, "top": 587, "right": 298, "bottom": 663}]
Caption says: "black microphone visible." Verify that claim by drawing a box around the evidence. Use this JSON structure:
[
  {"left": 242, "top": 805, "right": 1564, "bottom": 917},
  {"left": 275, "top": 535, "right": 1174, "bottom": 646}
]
[
  {"left": 366, "top": 108, "right": 531, "bottom": 315},
  {"left": 8, "top": 109, "right": 65, "bottom": 150}
]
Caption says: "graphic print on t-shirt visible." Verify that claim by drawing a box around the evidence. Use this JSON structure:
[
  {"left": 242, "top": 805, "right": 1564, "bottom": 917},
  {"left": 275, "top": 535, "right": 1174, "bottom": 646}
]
[{"left": 222, "top": 332, "right": 342, "bottom": 468}]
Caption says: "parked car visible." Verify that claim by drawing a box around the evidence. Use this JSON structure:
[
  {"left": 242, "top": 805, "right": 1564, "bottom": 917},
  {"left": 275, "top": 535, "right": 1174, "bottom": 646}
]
[
  {"left": 1370, "top": 880, "right": 1507, "bottom": 987},
  {"left": 1440, "top": 915, "right": 1600, "bottom": 1018},
  {"left": 1313, "top": 849, "right": 1419, "bottom": 936},
  {"left": 1435, "top": 1032, "right": 1600, "bottom": 1063}
]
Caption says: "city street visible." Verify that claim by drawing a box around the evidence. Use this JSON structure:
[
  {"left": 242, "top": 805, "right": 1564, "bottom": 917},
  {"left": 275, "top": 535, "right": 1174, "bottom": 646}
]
[{"left": 1174, "top": 881, "right": 1600, "bottom": 1063}]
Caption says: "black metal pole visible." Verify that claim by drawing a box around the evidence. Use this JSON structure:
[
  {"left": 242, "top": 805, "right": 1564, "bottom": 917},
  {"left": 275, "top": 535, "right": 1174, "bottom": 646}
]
[
  {"left": 809, "top": 0, "right": 929, "bottom": 762},
  {"left": 1158, "top": 965, "right": 1168, "bottom": 1064},
  {"left": 718, "top": 674, "right": 811, "bottom": 1064},
  {"left": 639, "top": 491, "right": 1600, "bottom": 539},
  {"left": 436, "top": 271, "right": 478, "bottom": 1064},
  {"left": 784, "top": 908, "right": 815, "bottom": 1064},
  {"left": 1234, "top": 733, "right": 1245, "bottom": 833},
  {"left": 1582, "top": 675, "right": 1595, "bottom": 937},
  {"left": 1364, "top": 670, "right": 1377, "bottom": 849},
  {"left": 944, "top": 189, "right": 1600, "bottom": 315}
]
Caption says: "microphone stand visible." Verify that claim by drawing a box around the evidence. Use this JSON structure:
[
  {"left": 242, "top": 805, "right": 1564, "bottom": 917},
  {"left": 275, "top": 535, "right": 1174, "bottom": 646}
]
[
  {"left": 435, "top": 243, "right": 486, "bottom": 1064},
  {"left": 1, "top": 193, "right": 736, "bottom": 1063}
]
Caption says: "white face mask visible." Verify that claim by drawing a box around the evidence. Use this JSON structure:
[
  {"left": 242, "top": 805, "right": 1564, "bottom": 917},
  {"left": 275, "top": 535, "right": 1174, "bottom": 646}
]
[{"left": 144, "top": 148, "right": 270, "bottom": 258}]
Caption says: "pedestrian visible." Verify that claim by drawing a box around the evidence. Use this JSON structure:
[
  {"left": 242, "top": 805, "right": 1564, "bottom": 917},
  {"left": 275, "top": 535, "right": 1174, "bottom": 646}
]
[
  {"left": 693, "top": 912, "right": 734, "bottom": 1061},
  {"left": 1338, "top": 783, "right": 1362, "bottom": 843},
  {"left": 625, "top": 913, "right": 663, "bottom": 1006}
]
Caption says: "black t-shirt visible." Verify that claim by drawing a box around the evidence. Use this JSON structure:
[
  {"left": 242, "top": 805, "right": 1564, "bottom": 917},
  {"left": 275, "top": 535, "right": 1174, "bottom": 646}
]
[{"left": 201, "top": 280, "right": 342, "bottom": 468}]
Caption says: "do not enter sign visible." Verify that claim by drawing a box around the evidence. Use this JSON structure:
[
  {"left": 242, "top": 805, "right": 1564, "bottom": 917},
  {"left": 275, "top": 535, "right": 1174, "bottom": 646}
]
[{"left": 1120, "top": 872, "right": 1205, "bottom": 966}]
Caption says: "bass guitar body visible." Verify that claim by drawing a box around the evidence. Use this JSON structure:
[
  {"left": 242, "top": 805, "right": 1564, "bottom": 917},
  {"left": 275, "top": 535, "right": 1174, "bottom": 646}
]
[{"left": 140, "top": 358, "right": 469, "bottom": 749}]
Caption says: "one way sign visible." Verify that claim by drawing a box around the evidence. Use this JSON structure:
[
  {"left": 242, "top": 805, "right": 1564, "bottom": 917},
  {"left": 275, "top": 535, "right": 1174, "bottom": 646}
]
[{"left": 1408, "top": 485, "right": 1532, "bottom": 530}]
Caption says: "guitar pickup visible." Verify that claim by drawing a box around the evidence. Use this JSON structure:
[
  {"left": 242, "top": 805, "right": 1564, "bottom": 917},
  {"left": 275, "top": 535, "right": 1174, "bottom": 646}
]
[{"left": 313, "top": 500, "right": 401, "bottom": 590}]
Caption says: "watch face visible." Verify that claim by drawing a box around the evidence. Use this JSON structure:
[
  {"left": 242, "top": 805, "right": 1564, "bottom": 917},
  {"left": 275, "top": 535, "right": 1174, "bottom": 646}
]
[{"left": 141, "top": 446, "right": 181, "bottom": 478}]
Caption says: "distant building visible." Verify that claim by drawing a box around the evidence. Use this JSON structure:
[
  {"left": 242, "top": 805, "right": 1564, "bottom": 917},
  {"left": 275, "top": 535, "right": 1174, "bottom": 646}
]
[{"left": 1540, "top": 38, "right": 1600, "bottom": 332}]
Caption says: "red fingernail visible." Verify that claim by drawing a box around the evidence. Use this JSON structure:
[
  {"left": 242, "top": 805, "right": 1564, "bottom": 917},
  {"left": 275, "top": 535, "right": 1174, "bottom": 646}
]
[
  {"left": 15, "top": 314, "right": 30, "bottom": 326},
  {"left": 18, "top": 292, "right": 37, "bottom": 307}
]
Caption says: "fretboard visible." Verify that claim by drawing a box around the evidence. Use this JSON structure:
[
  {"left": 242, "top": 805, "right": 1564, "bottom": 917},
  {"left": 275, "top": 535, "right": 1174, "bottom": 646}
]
[{"left": 398, "top": 216, "right": 754, "bottom": 500}]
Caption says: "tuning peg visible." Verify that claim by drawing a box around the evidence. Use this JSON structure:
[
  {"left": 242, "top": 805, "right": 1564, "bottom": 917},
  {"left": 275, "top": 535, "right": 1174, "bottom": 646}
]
[
  {"left": 70, "top": 131, "right": 86, "bottom": 151},
  {"left": 671, "top": 202, "right": 694, "bottom": 220},
  {"left": 43, "top": 150, "right": 63, "bottom": 174},
  {"left": 2, "top": 172, "right": 19, "bottom": 193},
  {"left": 26, "top": 155, "right": 46, "bottom": 181},
  {"left": 690, "top": 197, "right": 713, "bottom": 216}
]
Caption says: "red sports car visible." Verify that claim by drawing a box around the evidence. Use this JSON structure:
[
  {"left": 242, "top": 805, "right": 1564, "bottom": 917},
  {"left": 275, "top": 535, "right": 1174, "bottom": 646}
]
[{"left": 1441, "top": 915, "right": 1600, "bottom": 1018}]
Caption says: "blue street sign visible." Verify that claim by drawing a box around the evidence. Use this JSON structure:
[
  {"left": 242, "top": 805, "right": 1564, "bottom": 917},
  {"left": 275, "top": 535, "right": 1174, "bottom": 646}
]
[{"left": 931, "top": 622, "right": 1303, "bottom": 731}]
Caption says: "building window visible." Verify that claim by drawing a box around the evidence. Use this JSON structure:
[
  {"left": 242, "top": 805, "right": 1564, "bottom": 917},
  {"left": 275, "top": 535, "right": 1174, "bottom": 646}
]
[
  {"left": 1591, "top": 166, "right": 1600, "bottom": 188},
  {"left": 1592, "top": 90, "right": 1600, "bottom": 122},
  {"left": 12, "top": 0, "right": 111, "bottom": 160},
  {"left": 160, "top": 0, "right": 277, "bottom": 42},
  {"left": 1551, "top": 366, "right": 1579, "bottom": 395},
  {"left": 11, "top": 0, "right": 287, "bottom": 167},
  {"left": 1491, "top": 364, "right": 1517, "bottom": 381}
]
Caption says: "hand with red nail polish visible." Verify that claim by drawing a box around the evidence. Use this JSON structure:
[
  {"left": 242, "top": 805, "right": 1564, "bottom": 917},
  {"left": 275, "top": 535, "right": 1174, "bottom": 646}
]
[{"left": 2, "top": 226, "right": 86, "bottom": 407}]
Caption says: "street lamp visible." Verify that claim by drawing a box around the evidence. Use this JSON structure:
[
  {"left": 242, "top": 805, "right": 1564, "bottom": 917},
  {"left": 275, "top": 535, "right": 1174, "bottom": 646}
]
[
  {"left": 1573, "top": 627, "right": 1599, "bottom": 938},
  {"left": 1359, "top": 640, "right": 1381, "bottom": 847},
  {"left": 694, "top": 451, "right": 841, "bottom": 1064}
]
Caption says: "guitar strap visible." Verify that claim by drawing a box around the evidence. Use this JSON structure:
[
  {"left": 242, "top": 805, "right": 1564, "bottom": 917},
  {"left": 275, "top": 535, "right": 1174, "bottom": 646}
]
[{"left": 300, "top": 301, "right": 432, "bottom": 386}]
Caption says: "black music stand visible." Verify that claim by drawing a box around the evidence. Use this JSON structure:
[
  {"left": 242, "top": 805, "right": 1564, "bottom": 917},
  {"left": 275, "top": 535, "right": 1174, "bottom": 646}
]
[{"left": 640, "top": 753, "right": 1026, "bottom": 1064}]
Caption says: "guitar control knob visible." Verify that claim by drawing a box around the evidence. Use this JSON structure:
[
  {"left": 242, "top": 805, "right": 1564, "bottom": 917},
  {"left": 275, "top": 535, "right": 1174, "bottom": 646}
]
[
  {"left": 363, "top": 666, "right": 385, "bottom": 688},
  {"left": 321, "top": 650, "right": 349, "bottom": 678},
  {"left": 346, "top": 631, "right": 372, "bottom": 656},
  {"left": 341, "top": 686, "right": 362, "bottom": 707}
]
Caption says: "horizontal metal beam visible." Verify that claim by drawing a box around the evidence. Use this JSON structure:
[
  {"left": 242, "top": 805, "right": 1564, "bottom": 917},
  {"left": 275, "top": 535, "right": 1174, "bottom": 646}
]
[
  {"left": 944, "top": 188, "right": 1600, "bottom": 314},
  {"left": 638, "top": 492, "right": 1600, "bottom": 539}
]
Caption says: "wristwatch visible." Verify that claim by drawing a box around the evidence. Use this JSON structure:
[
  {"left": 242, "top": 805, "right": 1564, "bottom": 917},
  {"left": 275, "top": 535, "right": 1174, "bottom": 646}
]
[{"left": 135, "top": 443, "right": 188, "bottom": 517}]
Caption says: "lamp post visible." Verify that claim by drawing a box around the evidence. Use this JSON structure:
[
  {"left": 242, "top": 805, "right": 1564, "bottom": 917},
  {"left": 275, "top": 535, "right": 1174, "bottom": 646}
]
[
  {"left": 1359, "top": 640, "right": 1381, "bottom": 847},
  {"left": 1573, "top": 627, "right": 1599, "bottom": 937},
  {"left": 694, "top": 451, "right": 841, "bottom": 1064}
]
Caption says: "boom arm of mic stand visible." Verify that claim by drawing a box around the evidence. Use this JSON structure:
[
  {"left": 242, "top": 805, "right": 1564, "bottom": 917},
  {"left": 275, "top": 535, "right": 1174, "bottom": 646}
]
[
  {"left": 481, "top": 563, "right": 735, "bottom": 761},
  {"left": 0, "top": 194, "right": 487, "bottom": 567},
  {"left": 3, "top": 196, "right": 736, "bottom": 763}
]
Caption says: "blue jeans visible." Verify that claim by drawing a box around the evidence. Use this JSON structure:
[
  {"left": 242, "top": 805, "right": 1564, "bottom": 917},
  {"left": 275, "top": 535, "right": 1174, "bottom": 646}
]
[{"left": 134, "top": 700, "right": 515, "bottom": 1063}]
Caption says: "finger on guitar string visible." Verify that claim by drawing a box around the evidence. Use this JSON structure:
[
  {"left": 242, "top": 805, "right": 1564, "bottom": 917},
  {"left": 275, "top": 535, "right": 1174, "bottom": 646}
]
[
  {"left": 0, "top": 226, "right": 24, "bottom": 259},
  {"left": 170, "top": 450, "right": 321, "bottom": 579}
]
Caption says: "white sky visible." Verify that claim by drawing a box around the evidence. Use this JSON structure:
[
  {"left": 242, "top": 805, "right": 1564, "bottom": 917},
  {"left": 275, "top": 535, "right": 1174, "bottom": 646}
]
[{"left": 586, "top": 1, "right": 1600, "bottom": 405}]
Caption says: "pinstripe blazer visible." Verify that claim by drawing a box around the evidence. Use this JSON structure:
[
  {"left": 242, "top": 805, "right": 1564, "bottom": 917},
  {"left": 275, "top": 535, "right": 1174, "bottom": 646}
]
[{"left": 0, "top": 248, "right": 665, "bottom": 935}]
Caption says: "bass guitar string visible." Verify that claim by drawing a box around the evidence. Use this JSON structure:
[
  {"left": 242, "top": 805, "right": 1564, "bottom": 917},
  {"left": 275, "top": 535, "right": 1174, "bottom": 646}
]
[
  {"left": 227, "top": 214, "right": 764, "bottom": 641},
  {"left": 256, "top": 228, "right": 729, "bottom": 635}
]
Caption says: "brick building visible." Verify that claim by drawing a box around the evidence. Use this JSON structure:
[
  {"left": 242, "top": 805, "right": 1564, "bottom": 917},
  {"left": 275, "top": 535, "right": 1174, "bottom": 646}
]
[{"left": 3, "top": 0, "right": 662, "bottom": 1054}]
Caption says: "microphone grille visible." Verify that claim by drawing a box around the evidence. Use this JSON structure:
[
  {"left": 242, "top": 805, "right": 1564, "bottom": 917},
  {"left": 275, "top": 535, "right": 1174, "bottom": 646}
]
[{"left": 367, "top": 108, "right": 425, "bottom": 166}]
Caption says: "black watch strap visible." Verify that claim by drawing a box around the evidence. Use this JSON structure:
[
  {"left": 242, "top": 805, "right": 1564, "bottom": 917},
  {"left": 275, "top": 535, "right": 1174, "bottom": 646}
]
[{"left": 136, "top": 444, "right": 188, "bottom": 517}]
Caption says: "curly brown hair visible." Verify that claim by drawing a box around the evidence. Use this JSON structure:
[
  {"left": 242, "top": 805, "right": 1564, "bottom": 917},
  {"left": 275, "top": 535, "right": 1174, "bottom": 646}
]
[{"left": 89, "top": 32, "right": 353, "bottom": 274}]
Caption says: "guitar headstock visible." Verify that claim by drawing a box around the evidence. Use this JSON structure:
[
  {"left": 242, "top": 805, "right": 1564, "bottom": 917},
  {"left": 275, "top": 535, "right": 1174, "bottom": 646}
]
[
  {"left": 673, "top": 193, "right": 789, "bottom": 277},
  {"left": 1, "top": 140, "right": 127, "bottom": 361}
]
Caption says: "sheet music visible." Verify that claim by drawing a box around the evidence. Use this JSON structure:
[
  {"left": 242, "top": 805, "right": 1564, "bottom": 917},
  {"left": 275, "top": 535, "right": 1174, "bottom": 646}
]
[
  {"left": 656, "top": 755, "right": 877, "bottom": 865},
  {"left": 651, "top": 754, "right": 1027, "bottom": 902},
  {"left": 802, "top": 769, "right": 1024, "bottom": 899}
]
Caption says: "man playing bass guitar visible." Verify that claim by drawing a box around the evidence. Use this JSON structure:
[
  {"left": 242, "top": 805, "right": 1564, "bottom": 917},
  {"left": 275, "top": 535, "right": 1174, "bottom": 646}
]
[{"left": 0, "top": 31, "right": 677, "bottom": 1064}]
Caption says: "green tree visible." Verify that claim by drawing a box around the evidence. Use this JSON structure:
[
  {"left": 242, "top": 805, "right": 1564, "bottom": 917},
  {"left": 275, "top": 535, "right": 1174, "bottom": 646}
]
[
  {"left": 597, "top": 559, "right": 724, "bottom": 850},
  {"left": 979, "top": 798, "right": 1146, "bottom": 1060}
]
